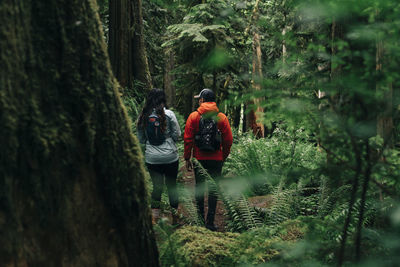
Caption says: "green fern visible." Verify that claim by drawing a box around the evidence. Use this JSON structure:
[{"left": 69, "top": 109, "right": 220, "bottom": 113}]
[
  {"left": 176, "top": 184, "right": 203, "bottom": 226},
  {"left": 265, "top": 187, "right": 297, "bottom": 226},
  {"left": 192, "top": 159, "right": 263, "bottom": 232},
  {"left": 317, "top": 184, "right": 352, "bottom": 217}
]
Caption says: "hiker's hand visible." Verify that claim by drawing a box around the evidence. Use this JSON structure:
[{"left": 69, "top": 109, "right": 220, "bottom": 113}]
[{"left": 185, "top": 159, "right": 193, "bottom": 171}]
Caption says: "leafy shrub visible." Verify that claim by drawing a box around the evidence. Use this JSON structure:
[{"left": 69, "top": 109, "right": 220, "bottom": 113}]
[{"left": 224, "top": 127, "right": 324, "bottom": 196}]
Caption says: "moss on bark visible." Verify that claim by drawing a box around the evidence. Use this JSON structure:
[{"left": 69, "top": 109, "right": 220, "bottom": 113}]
[{"left": 0, "top": 0, "right": 158, "bottom": 266}]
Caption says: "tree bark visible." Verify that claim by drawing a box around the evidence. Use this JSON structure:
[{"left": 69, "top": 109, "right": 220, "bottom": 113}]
[
  {"left": 246, "top": 0, "right": 265, "bottom": 138},
  {"left": 0, "top": 1, "right": 158, "bottom": 266},
  {"left": 282, "top": 22, "right": 287, "bottom": 62},
  {"left": 131, "top": 0, "right": 153, "bottom": 91},
  {"left": 164, "top": 49, "right": 176, "bottom": 108},
  {"left": 330, "top": 20, "right": 344, "bottom": 82},
  {"left": 376, "top": 40, "right": 393, "bottom": 145},
  {"left": 109, "top": 0, "right": 152, "bottom": 92},
  {"left": 109, "top": 0, "right": 132, "bottom": 89}
]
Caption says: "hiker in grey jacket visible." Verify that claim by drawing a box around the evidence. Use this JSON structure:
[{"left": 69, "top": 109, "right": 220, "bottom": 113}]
[{"left": 137, "top": 88, "right": 181, "bottom": 224}]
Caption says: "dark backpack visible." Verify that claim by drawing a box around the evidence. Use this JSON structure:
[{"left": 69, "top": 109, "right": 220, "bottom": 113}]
[
  {"left": 195, "top": 112, "right": 222, "bottom": 152},
  {"left": 146, "top": 110, "right": 166, "bottom": 146}
]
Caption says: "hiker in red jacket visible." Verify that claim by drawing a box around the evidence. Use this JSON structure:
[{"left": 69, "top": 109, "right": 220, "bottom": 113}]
[{"left": 184, "top": 88, "right": 233, "bottom": 231}]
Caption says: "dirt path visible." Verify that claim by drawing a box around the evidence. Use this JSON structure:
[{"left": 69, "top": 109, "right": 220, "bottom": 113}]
[
  {"left": 176, "top": 162, "right": 273, "bottom": 232},
  {"left": 177, "top": 162, "right": 227, "bottom": 232}
]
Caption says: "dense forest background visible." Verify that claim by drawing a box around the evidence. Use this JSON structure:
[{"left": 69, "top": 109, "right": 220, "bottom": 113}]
[{"left": 1, "top": 0, "right": 400, "bottom": 266}]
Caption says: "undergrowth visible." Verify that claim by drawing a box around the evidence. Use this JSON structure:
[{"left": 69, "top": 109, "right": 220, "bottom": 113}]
[
  {"left": 224, "top": 127, "right": 324, "bottom": 196},
  {"left": 151, "top": 125, "right": 400, "bottom": 266}
]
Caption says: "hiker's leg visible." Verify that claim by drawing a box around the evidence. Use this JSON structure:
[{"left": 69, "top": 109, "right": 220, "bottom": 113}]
[
  {"left": 146, "top": 163, "right": 164, "bottom": 209},
  {"left": 164, "top": 160, "right": 179, "bottom": 209},
  {"left": 205, "top": 161, "right": 223, "bottom": 227},
  {"left": 194, "top": 161, "right": 206, "bottom": 222}
]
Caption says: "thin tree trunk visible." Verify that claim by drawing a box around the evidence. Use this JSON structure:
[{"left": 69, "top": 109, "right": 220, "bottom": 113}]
[
  {"left": 243, "top": 104, "right": 247, "bottom": 133},
  {"left": 355, "top": 142, "right": 372, "bottom": 261},
  {"left": 164, "top": 49, "right": 176, "bottom": 108},
  {"left": 282, "top": 18, "right": 287, "bottom": 62},
  {"left": 246, "top": 0, "right": 265, "bottom": 137},
  {"left": 233, "top": 105, "right": 241, "bottom": 129},
  {"left": 376, "top": 40, "right": 393, "bottom": 145},
  {"left": 337, "top": 139, "right": 362, "bottom": 266},
  {"left": 330, "top": 19, "right": 343, "bottom": 94},
  {"left": 0, "top": 1, "right": 158, "bottom": 266}
]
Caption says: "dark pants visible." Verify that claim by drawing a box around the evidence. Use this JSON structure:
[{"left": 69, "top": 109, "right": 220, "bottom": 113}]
[
  {"left": 146, "top": 160, "right": 179, "bottom": 209},
  {"left": 194, "top": 160, "right": 223, "bottom": 226}
]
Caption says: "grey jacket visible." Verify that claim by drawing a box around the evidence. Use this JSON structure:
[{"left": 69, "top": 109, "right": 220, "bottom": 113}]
[{"left": 137, "top": 108, "right": 181, "bottom": 164}]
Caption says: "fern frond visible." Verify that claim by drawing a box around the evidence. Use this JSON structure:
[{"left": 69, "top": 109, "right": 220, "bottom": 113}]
[
  {"left": 177, "top": 185, "right": 203, "bottom": 226},
  {"left": 192, "top": 158, "right": 263, "bottom": 232}
]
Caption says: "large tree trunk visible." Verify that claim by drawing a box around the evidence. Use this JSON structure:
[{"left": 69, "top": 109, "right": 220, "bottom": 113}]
[
  {"left": 131, "top": 0, "right": 152, "bottom": 91},
  {"left": 108, "top": 0, "right": 133, "bottom": 89},
  {"left": 0, "top": 1, "right": 159, "bottom": 266},
  {"left": 109, "top": 0, "right": 152, "bottom": 92}
]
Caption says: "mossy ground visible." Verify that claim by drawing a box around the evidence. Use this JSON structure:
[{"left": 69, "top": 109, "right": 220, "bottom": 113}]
[
  {"left": 156, "top": 219, "right": 307, "bottom": 266},
  {"left": 153, "top": 155, "right": 309, "bottom": 266}
]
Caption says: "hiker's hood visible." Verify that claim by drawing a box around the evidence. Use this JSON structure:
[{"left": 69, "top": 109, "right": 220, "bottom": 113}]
[{"left": 197, "top": 102, "right": 219, "bottom": 114}]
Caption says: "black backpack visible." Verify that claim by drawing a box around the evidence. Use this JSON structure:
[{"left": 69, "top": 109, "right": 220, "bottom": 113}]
[
  {"left": 146, "top": 110, "right": 166, "bottom": 146},
  {"left": 195, "top": 112, "right": 222, "bottom": 152}
]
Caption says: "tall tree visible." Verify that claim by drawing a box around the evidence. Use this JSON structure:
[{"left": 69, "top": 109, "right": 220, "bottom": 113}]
[
  {"left": 0, "top": 0, "right": 158, "bottom": 266},
  {"left": 164, "top": 49, "right": 176, "bottom": 108},
  {"left": 246, "top": 0, "right": 265, "bottom": 137},
  {"left": 376, "top": 40, "right": 393, "bottom": 145},
  {"left": 109, "top": 0, "right": 152, "bottom": 92}
]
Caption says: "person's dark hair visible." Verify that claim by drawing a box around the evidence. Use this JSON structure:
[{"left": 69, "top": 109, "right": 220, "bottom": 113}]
[{"left": 137, "top": 88, "right": 168, "bottom": 132}]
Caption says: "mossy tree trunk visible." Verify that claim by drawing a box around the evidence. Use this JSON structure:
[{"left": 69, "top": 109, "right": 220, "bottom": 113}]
[
  {"left": 0, "top": 0, "right": 158, "bottom": 266},
  {"left": 109, "top": 0, "right": 152, "bottom": 92}
]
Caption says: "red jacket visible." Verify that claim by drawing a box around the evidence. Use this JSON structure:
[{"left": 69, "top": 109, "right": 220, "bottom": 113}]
[{"left": 184, "top": 102, "right": 233, "bottom": 161}]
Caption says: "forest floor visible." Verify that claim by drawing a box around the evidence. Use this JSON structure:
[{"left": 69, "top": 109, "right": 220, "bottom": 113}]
[{"left": 165, "top": 162, "right": 273, "bottom": 232}]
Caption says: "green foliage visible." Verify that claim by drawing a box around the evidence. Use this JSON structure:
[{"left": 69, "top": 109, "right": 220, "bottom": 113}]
[
  {"left": 170, "top": 108, "right": 186, "bottom": 133},
  {"left": 264, "top": 187, "right": 300, "bottom": 226},
  {"left": 122, "top": 95, "right": 143, "bottom": 133},
  {"left": 141, "top": 0, "right": 400, "bottom": 265},
  {"left": 225, "top": 127, "right": 324, "bottom": 196},
  {"left": 156, "top": 226, "right": 275, "bottom": 266},
  {"left": 160, "top": 0, "right": 251, "bottom": 115},
  {"left": 158, "top": 226, "right": 240, "bottom": 267},
  {"left": 163, "top": 24, "right": 227, "bottom": 46},
  {"left": 193, "top": 158, "right": 263, "bottom": 232},
  {"left": 156, "top": 220, "right": 310, "bottom": 266},
  {"left": 96, "top": 0, "right": 109, "bottom": 40}
]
